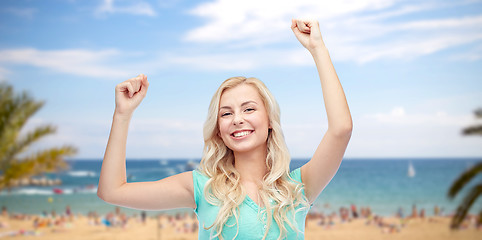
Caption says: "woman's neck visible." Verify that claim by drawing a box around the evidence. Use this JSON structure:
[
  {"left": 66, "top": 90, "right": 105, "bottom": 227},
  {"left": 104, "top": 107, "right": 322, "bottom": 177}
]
[{"left": 233, "top": 146, "right": 268, "bottom": 184}]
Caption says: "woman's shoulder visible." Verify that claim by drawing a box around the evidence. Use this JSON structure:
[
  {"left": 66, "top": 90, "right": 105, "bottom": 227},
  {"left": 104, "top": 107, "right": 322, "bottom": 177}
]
[
  {"left": 191, "top": 169, "right": 212, "bottom": 212},
  {"left": 192, "top": 169, "right": 210, "bottom": 187}
]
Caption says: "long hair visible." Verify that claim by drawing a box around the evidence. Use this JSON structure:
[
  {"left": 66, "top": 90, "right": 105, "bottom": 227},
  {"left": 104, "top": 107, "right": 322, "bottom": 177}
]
[{"left": 198, "top": 76, "right": 310, "bottom": 240}]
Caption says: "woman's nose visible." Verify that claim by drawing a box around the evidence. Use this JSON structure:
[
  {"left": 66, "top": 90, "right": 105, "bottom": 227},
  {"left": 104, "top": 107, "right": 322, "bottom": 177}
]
[{"left": 233, "top": 114, "right": 244, "bottom": 125}]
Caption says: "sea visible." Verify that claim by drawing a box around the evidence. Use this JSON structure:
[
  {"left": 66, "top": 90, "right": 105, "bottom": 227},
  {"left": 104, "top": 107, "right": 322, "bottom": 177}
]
[{"left": 1, "top": 158, "right": 481, "bottom": 218}]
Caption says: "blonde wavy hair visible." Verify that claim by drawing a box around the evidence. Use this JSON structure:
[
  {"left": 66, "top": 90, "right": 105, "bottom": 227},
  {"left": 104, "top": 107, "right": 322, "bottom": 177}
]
[{"left": 198, "top": 76, "right": 310, "bottom": 240}]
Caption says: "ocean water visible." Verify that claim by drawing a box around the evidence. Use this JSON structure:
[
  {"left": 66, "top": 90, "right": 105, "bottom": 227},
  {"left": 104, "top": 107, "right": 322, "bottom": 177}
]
[{"left": 0, "top": 158, "right": 480, "bottom": 217}]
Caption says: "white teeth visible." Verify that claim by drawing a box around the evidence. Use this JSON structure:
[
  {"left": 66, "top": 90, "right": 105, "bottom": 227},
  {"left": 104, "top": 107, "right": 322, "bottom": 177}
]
[{"left": 233, "top": 131, "right": 251, "bottom": 137}]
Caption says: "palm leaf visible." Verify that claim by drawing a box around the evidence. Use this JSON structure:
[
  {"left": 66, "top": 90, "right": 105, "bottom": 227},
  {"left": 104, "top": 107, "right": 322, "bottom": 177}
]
[
  {"left": 0, "top": 86, "right": 43, "bottom": 137},
  {"left": 448, "top": 161, "right": 482, "bottom": 198},
  {"left": 474, "top": 108, "right": 482, "bottom": 118},
  {"left": 0, "top": 83, "right": 78, "bottom": 191},
  {"left": 462, "top": 108, "right": 482, "bottom": 135},
  {"left": 0, "top": 125, "right": 57, "bottom": 169},
  {"left": 0, "top": 84, "right": 44, "bottom": 164},
  {"left": 462, "top": 126, "right": 482, "bottom": 135},
  {"left": 0, "top": 146, "right": 77, "bottom": 190},
  {"left": 449, "top": 107, "right": 482, "bottom": 229},
  {"left": 0, "top": 159, "right": 35, "bottom": 190},
  {"left": 450, "top": 183, "right": 482, "bottom": 229},
  {"left": 26, "top": 146, "right": 77, "bottom": 173}
]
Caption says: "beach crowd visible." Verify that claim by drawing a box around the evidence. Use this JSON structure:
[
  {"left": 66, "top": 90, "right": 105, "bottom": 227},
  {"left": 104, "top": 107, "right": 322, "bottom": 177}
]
[{"left": 0, "top": 204, "right": 480, "bottom": 239}]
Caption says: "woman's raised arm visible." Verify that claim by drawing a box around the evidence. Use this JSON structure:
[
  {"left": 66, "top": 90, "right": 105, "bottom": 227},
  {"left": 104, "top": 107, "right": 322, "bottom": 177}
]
[
  {"left": 291, "top": 19, "right": 353, "bottom": 204},
  {"left": 97, "top": 74, "right": 196, "bottom": 210}
]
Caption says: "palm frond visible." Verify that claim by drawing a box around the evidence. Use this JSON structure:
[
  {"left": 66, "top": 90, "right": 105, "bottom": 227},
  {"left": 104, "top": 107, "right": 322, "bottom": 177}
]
[
  {"left": 0, "top": 159, "right": 35, "bottom": 190},
  {"left": 25, "top": 146, "right": 77, "bottom": 173},
  {"left": 475, "top": 108, "right": 482, "bottom": 118},
  {"left": 0, "top": 86, "right": 44, "bottom": 137},
  {"left": 461, "top": 108, "right": 482, "bottom": 135},
  {"left": 0, "top": 125, "right": 57, "bottom": 166},
  {"left": 449, "top": 108, "right": 482, "bottom": 230},
  {"left": 448, "top": 161, "right": 482, "bottom": 198},
  {"left": 462, "top": 125, "right": 482, "bottom": 136},
  {"left": 0, "top": 83, "right": 78, "bottom": 191},
  {"left": 0, "top": 83, "right": 44, "bottom": 165},
  {"left": 450, "top": 183, "right": 482, "bottom": 229},
  {"left": 0, "top": 146, "right": 77, "bottom": 190}
]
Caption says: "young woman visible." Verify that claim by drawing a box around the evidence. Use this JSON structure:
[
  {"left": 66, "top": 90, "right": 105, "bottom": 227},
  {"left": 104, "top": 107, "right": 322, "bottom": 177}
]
[{"left": 97, "top": 19, "right": 352, "bottom": 240}]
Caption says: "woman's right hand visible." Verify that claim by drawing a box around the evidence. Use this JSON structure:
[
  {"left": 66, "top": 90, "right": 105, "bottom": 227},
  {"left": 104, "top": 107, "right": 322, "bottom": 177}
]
[{"left": 114, "top": 74, "right": 149, "bottom": 117}]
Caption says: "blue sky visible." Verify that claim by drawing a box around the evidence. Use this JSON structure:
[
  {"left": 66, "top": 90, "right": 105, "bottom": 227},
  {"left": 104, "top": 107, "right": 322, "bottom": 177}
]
[{"left": 1, "top": 0, "right": 481, "bottom": 159}]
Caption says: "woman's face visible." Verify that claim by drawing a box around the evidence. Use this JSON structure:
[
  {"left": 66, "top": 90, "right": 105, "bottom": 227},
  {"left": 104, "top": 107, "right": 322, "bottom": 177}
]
[{"left": 217, "top": 84, "right": 270, "bottom": 154}]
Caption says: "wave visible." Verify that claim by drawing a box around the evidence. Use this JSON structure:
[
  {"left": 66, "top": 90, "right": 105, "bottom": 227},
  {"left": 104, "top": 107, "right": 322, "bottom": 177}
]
[
  {"left": 67, "top": 171, "right": 96, "bottom": 177},
  {"left": 0, "top": 186, "right": 98, "bottom": 196},
  {"left": 0, "top": 188, "right": 53, "bottom": 196},
  {"left": 127, "top": 167, "right": 178, "bottom": 174}
]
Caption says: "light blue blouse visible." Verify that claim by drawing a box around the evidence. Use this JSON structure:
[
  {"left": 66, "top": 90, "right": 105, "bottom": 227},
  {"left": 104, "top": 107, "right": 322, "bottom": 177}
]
[{"left": 192, "top": 168, "right": 311, "bottom": 239}]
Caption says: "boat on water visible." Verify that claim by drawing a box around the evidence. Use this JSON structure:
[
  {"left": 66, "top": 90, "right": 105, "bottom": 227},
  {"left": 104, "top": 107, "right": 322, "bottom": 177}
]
[
  {"left": 408, "top": 161, "right": 416, "bottom": 178},
  {"left": 159, "top": 159, "right": 168, "bottom": 166},
  {"left": 53, "top": 188, "right": 63, "bottom": 194}
]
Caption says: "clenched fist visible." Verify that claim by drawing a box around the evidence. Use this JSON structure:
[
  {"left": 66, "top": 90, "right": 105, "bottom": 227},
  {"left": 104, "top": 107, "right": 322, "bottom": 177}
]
[
  {"left": 114, "top": 74, "right": 149, "bottom": 117},
  {"left": 291, "top": 19, "right": 325, "bottom": 53}
]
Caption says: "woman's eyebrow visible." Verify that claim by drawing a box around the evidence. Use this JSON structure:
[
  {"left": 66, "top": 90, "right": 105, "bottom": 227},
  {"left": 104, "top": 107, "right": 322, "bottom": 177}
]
[
  {"left": 220, "top": 100, "right": 257, "bottom": 110},
  {"left": 241, "top": 100, "right": 257, "bottom": 106}
]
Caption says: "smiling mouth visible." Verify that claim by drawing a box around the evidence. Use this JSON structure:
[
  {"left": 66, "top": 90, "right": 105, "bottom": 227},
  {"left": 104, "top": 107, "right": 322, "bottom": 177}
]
[{"left": 231, "top": 130, "right": 254, "bottom": 138}]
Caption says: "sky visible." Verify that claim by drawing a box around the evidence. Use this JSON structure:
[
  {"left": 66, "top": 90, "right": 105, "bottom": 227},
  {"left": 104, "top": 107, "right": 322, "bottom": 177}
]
[{"left": 0, "top": 0, "right": 481, "bottom": 160}]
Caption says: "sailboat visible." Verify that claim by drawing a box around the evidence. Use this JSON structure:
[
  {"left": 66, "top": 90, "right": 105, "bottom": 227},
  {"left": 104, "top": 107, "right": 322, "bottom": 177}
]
[
  {"left": 159, "top": 159, "right": 168, "bottom": 166},
  {"left": 408, "top": 161, "right": 416, "bottom": 178}
]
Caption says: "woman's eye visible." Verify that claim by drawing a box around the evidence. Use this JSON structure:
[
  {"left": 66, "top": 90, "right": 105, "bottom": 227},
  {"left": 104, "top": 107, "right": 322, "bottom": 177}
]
[
  {"left": 221, "top": 112, "right": 232, "bottom": 117},
  {"left": 245, "top": 108, "right": 255, "bottom": 112}
]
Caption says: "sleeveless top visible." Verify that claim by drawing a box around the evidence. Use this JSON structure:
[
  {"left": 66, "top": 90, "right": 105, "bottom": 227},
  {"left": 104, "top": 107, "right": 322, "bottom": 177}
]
[{"left": 192, "top": 168, "right": 312, "bottom": 240}]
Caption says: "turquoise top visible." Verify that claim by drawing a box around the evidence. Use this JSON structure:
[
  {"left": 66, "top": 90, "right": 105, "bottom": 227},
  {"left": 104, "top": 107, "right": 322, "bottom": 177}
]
[{"left": 192, "top": 168, "right": 312, "bottom": 240}]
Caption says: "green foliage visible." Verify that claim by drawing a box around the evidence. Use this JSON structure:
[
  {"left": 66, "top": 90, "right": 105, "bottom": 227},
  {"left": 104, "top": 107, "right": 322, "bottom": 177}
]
[
  {"left": 448, "top": 162, "right": 482, "bottom": 229},
  {"left": 0, "top": 82, "right": 77, "bottom": 191},
  {"left": 462, "top": 108, "right": 482, "bottom": 136},
  {"left": 448, "top": 108, "right": 482, "bottom": 229},
  {"left": 448, "top": 162, "right": 482, "bottom": 198}
]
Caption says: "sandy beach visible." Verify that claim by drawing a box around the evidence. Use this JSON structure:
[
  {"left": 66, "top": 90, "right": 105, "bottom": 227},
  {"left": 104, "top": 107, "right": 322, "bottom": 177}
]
[{"left": 0, "top": 210, "right": 479, "bottom": 240}]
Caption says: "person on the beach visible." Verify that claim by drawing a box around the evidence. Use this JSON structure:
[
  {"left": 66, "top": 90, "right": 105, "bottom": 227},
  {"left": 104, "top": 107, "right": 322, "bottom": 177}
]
[
  {"left": 97, "top": 19, "right": 352, "bottom": 240},
  {"left": 1, "top": 206, "right": 7, "bottom": 218}
]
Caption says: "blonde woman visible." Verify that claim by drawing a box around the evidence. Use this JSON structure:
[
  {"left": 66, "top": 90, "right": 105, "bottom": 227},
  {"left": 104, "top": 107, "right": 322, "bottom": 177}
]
[{"left": 98, "top": 19, "right": 352, "bottom": 240}]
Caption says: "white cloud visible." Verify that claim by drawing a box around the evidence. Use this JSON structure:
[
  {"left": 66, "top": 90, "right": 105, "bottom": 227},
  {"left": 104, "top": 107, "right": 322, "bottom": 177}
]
[
  {"left": 129, "top": 118, "right": 202, "bottom": 133},
  {"left": 20, "top": 117, "right": 204, "bottom": 159},
  {"left": 96, "top": 0, "right": 156, "bottom": 17},
  {"left": 185, "top": 0, "right": 396, "bottom": 44},
  {"left": 344, "top": 107, "right": 482, "bottom": 157},
  {"left": 448, "top": 43, "right": 482, "bottom": 61},
  {"left": 350, "top": 33, "right": 482, "bottom": 63},
  {"left": 0, "top": 48, "right": 130, "bottom": 79},
  {"left": 338, "top": 15, "right": 482, "bottom": 63},
  {"left": 126, "top": 118, "right": 204, "bottom": 158},
  {"left": 282, "top": 105, "right": 482, "bottom": 158},
  {"left": 184, "top": 0, "right": 482, "bottom": 64},
  {"left": 163, "top": 48, "right": 312, "bottom": 71},
  {"left": 362, "top": 107, "right": 473, "bottom": 126}
]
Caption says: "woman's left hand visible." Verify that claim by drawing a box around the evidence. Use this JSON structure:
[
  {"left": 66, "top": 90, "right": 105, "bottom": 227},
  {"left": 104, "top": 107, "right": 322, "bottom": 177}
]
[{"left": 291, "top": 19, "right": 325, "bottom": 53}]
